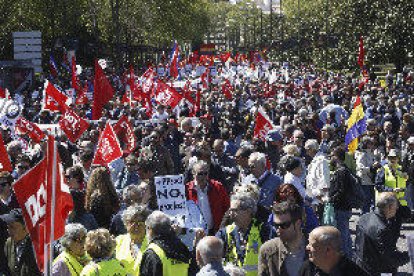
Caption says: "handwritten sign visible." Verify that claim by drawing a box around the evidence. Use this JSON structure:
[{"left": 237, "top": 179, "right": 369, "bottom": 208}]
[{"left": 154, "top": 174, "right": 188, "bottom": 222}]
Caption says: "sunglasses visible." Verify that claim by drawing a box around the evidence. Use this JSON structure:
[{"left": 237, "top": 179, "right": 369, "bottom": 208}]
[
  {"left": 17, "top": 165, "right": 29, "bottom": 170},
  {"left": 273, "top": 220, "right": 293, "bottom": 230},
  {"left": 0, "top": 182, "right": 10, "bottom": 187}
]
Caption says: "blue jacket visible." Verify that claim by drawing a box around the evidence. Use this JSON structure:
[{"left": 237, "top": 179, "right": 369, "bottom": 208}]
[{"left": 257, "top": 171, "right": 282, "bottom": 208}]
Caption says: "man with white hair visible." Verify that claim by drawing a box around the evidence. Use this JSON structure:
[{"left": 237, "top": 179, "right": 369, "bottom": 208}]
[
  {"left": 196, "top": 236, "right": 229, "bottom": 276},
  {"left": 216, "top": 193, "right": 268, "bottom": 276},
  {"left": 305, "top": 139, "right": 330, "bottom": 218},
  {"left": 140, "top": 211, "right": 191, "bottom": 276},
  {"left": 247, "top": 152, "right": 282, "bottom": 223}
]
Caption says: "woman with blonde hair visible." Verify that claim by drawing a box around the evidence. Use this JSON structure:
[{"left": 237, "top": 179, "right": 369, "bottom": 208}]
[
  {"left": 85, "top": 167, "right": 120, "bottom": 228},
  {"left": 81, "top": 229, "right": 128, "bottom": 276}
]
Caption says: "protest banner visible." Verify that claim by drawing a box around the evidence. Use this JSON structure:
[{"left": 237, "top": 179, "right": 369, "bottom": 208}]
[{"left": 154, "top": 174, "right": 188, "bottom": 223}]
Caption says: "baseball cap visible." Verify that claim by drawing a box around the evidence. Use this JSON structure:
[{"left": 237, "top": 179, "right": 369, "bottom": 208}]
[
  {"left": 266, "top": 129, "right": 283, "bottom": 142},
  {"left": 0, "top": 209, "right": 24, "bottom": 224}
]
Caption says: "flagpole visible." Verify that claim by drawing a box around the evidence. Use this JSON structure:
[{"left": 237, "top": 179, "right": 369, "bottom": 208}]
[{"left": 49, "top": 139, "right": 58, "bottom": 274}]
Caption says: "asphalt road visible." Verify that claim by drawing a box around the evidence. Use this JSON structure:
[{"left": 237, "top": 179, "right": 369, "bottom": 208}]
[{"left": 349, "top": 212, "right": 414, "bottom": 275}]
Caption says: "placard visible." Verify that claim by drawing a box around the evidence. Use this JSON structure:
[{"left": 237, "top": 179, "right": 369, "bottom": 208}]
[{"left": 154, "top": 174, "right": 188, "bottom": 221}]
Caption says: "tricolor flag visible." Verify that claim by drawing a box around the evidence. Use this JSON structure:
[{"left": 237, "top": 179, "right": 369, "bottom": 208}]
[
  {"left": 169, "top": 40, "right": 180, "bottom": 79},
  {"left": 345, "top": 96, "right": 367, "bottom": 153},
  {"left": 62, "top": 48, "right": 71, "bottom": 72},
  {"left": 49, "top": 55, "right": 59, "bottom": 79}
]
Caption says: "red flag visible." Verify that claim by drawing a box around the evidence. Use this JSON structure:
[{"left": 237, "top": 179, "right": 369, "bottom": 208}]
[
  {"left": 0, "top": 87, "right": 5, "bottom": 98},
  {"left": 45, "top": 135, "right": 73, "bottom": 242},
  {"left": 253, "top": 108, "right": 275, "bottom": 140},
  {"left": 12, "top": 136, "right": 73, "bottom": 272},
  {"left": 132, "top": 86, "right": 145, "bottom": 102},
  {"left": 194, "top": 89, "right": 201, "bottom": 115},
  {"left": 0, "top": 133, "right": 12, "bottom": 172},
  {"left": 15, "top": 117, "right": 46, "bottom": 143},
  {"left": 75, "top": 82, "right": 89, "bottom": 105},
  {"left": 121, "top": 90, "right": 132, "bottom": 105},
  {"left": 201, "top": 68, "right": 210, "bottom": 89},
  {"left": 113, "top": 115, "right": 136, "bottom": 154},
  {"left": 92, "top": 122, "right": 123, "bottom": 166},
  {"left": 58, "top": 107, "right": 90, "bottom": 143},
  {"left": 128, "top": 65, "right": 136, "bottom": 91},
  {"left": 71, "top": 56, "right": 80, "bottom": 92},
  {"left": 141, "top": 68, "right": 155, "bottom": 95},
  {"left": 92, "top": 60, "right": 115, "bottom": 120},
  {"left": 155, "top": 81, "right": 183, "bottom": 108},
  {"left": 13, "top": 158, "right": 47, "bottom": 272},
  {"left": 183, "top": 81, "right": 195, "bottom": 105},
  {"left": 43, "top": 80, "right": 69, "bottom": 112},
  {"left": 144, "top": 93, "right": 153, "bottom": 117},
  {"left": 221, "top": 79, "right": 233, "bottom": 100},
  {"left": 358, "top": 36, "right": 364, "bottom": 68}
]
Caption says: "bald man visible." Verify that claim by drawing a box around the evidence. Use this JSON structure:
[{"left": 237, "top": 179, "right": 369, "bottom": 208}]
[
  {"left": 196, "top": 236, "right": 229, "bottom": 276},
  {"left": 299, "top": 226, "right": 369, "bottom": 276}
]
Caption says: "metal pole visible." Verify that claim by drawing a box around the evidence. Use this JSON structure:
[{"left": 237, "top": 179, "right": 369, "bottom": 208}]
[
  {"left": 260, "top": 9, "right": 263, "bottom": 47},
  {"left": 325, "top": 0, "right": 328, "bottom": 70},
  {"left": 297, "top": 0, "right": 300, "bottom": 64},
  {"left": 270, "top": 0, "right": 273, "bottom": 43}
]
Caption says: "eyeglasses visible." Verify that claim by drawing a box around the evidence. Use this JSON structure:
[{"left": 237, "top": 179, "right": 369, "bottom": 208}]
[
  {"left": 273, "top": 221, "right": 293, "bottom": 230},
  {"left": 0, "top": 181, "right": 10, "bottom": 187}
]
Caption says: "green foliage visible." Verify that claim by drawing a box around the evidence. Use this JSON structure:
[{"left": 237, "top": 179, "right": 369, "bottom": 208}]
[{"left": 280, "top": 0, "right": 414, "bottom": 69}]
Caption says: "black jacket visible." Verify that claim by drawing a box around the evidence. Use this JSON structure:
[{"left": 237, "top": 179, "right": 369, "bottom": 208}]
[
  {"left": 299, "top": 257, "right": 369, "bottom": 276},
  {"left": 140, "top": 234, "right": 192, "bottom": 276},
  {"left": 4, "top": 236, "right": 42, "bottom": 276},
  {"left": 329, "top": 165, "right": 352, "bottom": 211},
  {"left": 355, "top": 208, "right": 410, "bottom": 275}
]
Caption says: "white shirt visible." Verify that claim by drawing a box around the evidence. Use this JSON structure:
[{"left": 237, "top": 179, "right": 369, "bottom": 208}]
[{"left": 195, "top": 181, "right": 213, "bottom": 230}]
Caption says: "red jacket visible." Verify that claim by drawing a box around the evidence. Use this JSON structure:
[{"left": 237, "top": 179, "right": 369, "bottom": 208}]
[{"left": 186, "top": 179, "right": 230, "bottom": 233}]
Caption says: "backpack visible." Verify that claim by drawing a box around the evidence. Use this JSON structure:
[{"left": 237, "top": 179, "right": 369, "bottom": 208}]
[{"left": 345, "top": 167, "right": 366, "bottom": 209}]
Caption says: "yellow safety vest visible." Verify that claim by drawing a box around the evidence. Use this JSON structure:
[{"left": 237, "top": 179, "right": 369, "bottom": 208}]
[
  {"left": 115, "top": 234, "right": 147, "bottom": 275},
  {"left": 382, "top": 164, "right": 408, "bottom": 206},
  {"left": 146, "top": 243, "right": 189, "bottom": 276},
  {"left": 225, "top": 222, "right": 262, "bottom": 276},
  {"left": 80, "top": 258, "right": 129, "bottom": 276},
  {"left": 53, "top": 251, "right": 86, "bottom": 276}
]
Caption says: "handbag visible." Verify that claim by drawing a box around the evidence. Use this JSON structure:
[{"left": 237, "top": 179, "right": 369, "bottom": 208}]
[{"left": 322, "top": 203, "right": 337, "bottom": 227}]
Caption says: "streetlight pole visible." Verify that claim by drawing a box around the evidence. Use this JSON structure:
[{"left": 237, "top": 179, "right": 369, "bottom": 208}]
[
  {"left": 325, "top": 0, "right": 329, "bottom": 70},
  {"left": 260, "top": 8, "right": 263, "bottom": 48},
  {"left": 297, "top": 0, "right": 300, "bottom": 64}
]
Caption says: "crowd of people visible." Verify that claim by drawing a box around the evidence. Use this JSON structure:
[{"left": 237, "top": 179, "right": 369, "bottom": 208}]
[{"left": 0, "top": 58, "right": 413, "bottom": 276}]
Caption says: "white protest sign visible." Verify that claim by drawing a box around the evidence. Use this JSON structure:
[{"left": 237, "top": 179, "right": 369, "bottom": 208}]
[{"left": 154, "top": 174, "right": 188, "bottom": 222}]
